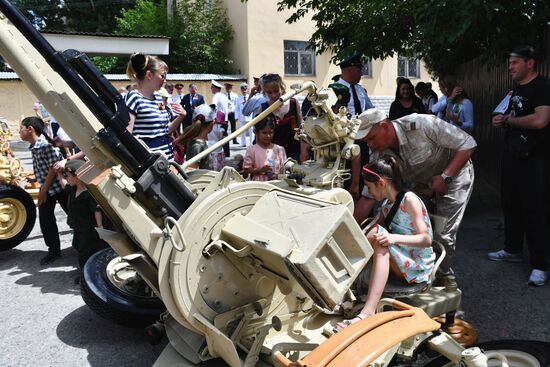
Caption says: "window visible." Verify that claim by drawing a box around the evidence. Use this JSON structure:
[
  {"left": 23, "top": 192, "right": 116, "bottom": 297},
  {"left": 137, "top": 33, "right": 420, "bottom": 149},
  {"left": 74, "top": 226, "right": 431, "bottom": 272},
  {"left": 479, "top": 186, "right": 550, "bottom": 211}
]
[
  {"left": 361, "top": 58, "right": 373, "bottom": 78},
  {"left": 397, "top": 55, "right": 420, "bottom": 78},
  {"left": 284, "top": 40, "right": 315, "bottom": 76}
]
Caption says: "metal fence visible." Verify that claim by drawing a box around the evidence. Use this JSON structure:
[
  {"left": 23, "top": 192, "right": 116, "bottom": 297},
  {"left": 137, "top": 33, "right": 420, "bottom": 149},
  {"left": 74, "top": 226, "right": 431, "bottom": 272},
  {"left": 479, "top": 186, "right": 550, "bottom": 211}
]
[{"left": 457, "top": 27, "right": 550, "bottom": 189}]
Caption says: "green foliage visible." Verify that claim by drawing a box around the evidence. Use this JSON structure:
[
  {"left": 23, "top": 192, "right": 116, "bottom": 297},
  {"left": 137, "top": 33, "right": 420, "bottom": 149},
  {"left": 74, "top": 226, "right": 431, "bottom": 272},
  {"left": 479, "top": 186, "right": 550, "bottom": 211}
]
[
  {"left": 115, "top": 0, "right": 234, "bottom": 73},
  {"left": 11, "top": 0, "right": 65, "bottom": 30},
  {"left": 11, "top": 0, "right": 137, "bottom": 32},
  {"left": 8, "top": 0, "right": 234, "bottom": 74},
  {"left": 63, "top": 0, "right": 138, "bottom": 33},
  {"left": 277, "top": 0, "right": 550, "bottom": 77}
]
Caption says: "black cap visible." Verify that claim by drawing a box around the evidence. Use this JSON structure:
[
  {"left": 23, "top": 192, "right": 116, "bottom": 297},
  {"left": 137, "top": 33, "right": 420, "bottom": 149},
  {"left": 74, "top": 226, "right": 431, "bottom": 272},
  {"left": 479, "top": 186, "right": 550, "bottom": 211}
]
[
  {"left": 338, "top": 54, "right": 363, "bottom": 69},
  {"left": 507, "top": 46, "right": 537, "bottom": 60},
  {"left": 65, "top": 159, "right": 85, "bottom": 175}
]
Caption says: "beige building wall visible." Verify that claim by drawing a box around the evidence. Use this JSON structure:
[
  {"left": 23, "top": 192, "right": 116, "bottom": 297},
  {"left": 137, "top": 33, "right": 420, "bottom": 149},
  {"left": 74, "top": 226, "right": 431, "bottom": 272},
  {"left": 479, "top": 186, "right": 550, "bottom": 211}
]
[
  {"left": 222, "top": 0, "right": 439, "bottom": 97},
  {"left": 363, "top": 57, "right": 439, "bottom": 96},
  {"left": 223, "top": 0, "right": 340, "bottom": 89}
]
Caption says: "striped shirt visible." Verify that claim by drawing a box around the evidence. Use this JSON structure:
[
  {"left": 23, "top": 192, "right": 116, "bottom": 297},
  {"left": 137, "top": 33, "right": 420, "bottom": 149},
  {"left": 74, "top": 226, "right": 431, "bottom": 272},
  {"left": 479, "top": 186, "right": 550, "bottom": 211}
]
[
  {"left": 30, "top": 134, "right": 64, "bottom": 196},
  {"left": 125, "top": 90, "right": 174, "bottom": 160}
]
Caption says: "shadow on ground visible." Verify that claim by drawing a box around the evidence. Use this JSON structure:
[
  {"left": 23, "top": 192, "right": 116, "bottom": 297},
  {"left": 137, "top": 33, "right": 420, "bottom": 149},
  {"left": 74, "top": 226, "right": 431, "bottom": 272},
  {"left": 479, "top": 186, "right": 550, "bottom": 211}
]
[
  {"left": 56, "top": 306, "right": 166, "bottom": 367},
  {"left": 0, "top": 247, "right": 80, "bottom": 295}
]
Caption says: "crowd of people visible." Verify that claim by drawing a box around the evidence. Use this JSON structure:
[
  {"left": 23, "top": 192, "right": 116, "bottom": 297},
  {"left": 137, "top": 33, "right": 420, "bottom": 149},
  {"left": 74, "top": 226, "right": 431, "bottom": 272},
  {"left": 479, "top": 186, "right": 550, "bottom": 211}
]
[{"left": 23, "top": 46, "right": 549, "bottom": 321}]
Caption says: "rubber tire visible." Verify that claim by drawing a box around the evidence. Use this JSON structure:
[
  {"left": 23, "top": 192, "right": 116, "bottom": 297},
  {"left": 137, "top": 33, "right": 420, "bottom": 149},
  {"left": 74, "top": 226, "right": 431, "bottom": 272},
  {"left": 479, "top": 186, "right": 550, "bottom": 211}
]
[
  {"left": 80, "top": 248, "right": 165, "bottom": 328},
  {"left": 424, "top": 340, "right": 550, "bottom": 366},
  {"left": 0, "top": 184, "right": 36, "bottom": 251}
]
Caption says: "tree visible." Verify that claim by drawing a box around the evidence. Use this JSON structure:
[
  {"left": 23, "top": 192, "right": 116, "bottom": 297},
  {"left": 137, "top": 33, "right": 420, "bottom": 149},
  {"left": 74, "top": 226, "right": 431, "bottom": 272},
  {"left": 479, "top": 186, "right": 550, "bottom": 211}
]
[
  {"left": 63, "top": 0, "right": 137, "bottom": 33},
  {"left": 11, "top": 0, "right": 137, "bottom": 32},
  {"left": 277, "top": 0, "right": 550, "bottom": 77},
  {"left": 114, "top": 0, "right": 234, "bottom": 73},
  {"left": 11, "top": 0, "right": 65, "bottom": 30}
]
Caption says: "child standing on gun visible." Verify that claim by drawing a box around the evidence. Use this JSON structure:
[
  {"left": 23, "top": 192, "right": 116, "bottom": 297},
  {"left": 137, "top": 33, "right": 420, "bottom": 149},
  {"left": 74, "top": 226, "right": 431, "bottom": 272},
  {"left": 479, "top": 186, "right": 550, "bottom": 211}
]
[
  {"left": 242, "top": 115, "right": 286, "bottom": 181},
  {"left": 19, "top": 116, "right": 67, "bottom": 265},
  {"left": 335, "top": 155, "right": 435, "bottom": 331},
  {"left": 63, "top": 159, "right": 107, "bottom": 275}
]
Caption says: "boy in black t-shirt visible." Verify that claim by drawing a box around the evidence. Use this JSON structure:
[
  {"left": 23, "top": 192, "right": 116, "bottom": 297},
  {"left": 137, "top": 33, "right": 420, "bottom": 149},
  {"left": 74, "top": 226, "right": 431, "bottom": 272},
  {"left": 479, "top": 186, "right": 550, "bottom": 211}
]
[{"left": 488, "top": 46, "right": 550, "bottom": 286}]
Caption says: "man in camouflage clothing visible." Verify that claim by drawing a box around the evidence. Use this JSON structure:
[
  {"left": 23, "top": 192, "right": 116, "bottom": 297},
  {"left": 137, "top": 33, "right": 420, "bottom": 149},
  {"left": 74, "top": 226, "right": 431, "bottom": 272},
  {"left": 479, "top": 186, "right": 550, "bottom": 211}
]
[{"left": 355, "top": 109, "right": 477, "bottom": 277}]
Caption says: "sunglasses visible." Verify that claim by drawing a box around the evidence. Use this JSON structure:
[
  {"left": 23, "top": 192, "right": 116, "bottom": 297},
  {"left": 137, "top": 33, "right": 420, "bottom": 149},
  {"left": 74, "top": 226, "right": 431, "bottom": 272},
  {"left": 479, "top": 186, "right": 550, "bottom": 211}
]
[
  {"left": 262, "top": 74, "right": 281, "bottom": 83},
  {"left": 160, "top": 73, "right": 167, "bottom": 79},
  {"left": 362, "top": 166, "right": 384, "bottom": 183}
]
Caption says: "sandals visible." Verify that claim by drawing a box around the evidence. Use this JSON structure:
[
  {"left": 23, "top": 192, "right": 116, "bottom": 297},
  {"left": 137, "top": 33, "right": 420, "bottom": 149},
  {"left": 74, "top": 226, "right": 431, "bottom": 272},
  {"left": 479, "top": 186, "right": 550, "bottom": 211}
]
[{"left": 333, "top": 314, "right": 365, "bottom": 333}]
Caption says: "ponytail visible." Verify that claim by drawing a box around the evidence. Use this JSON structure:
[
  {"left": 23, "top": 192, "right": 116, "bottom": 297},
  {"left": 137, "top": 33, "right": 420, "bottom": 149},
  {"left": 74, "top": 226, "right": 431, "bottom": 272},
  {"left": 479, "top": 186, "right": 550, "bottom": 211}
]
[
  {"left": 363, "top": 154, "right": 405, "bottom": 191},
  {"left": 126, "top": 53, "right": 168, "bottom": 82},
  {"left": 178, "top": 115, "right": 211, "bottom": 146}
]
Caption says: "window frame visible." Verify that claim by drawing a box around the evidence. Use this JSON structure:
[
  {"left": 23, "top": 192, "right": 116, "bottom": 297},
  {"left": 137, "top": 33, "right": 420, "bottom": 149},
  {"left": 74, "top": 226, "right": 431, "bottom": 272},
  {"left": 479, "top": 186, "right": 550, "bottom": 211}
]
[
  {"left": 361, "top": 58, "right": 373, "bottom": 78},
  {"left": 397, "top": 55, "right": 421, "bottom": 79},
  {"left": 283, "top": 40, "right": 316, "bottom": 77}
]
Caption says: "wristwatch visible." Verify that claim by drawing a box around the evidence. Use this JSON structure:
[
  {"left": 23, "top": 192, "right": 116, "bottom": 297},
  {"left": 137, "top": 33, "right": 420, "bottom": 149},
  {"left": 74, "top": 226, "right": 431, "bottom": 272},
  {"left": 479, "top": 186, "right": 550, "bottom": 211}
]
[{"left": 441, "top": 173, "right": 453, "bottom": 184}]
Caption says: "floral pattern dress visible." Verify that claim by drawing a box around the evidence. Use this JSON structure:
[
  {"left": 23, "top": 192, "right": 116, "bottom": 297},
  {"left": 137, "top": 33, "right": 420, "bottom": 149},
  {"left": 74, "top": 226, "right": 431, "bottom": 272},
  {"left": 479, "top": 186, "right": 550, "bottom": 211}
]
[{"left": 377, "top": 192, "right": 435, "bottom": 283}]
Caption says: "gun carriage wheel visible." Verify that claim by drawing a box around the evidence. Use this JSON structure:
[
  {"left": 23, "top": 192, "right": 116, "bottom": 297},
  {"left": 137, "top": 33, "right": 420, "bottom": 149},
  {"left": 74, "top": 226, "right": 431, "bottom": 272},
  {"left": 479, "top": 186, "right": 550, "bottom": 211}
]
[
  {"left": 424, "top": 340, "right": 550, "bottom": 367},
  {"left": 80, "top": 247, "right": 166, "bottom": 328},
  {"left": 0, "top": 184, "right": 36, "bottom": 251}
]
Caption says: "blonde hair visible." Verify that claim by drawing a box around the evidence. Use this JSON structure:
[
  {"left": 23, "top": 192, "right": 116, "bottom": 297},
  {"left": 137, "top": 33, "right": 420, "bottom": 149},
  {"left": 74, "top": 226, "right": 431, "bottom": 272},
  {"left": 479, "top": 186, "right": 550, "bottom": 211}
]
[{"left": 126, "top": 53, "right": 168, "bottom": 81}]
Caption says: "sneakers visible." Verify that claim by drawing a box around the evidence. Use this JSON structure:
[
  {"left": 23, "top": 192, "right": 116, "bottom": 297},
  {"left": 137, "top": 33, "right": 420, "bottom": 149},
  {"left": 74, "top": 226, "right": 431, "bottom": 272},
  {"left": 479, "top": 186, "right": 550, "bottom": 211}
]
[
  {"left": 528, "top": 269, "right": 548, "bottom": 287},
  {"left": 487, "top": 249, "right": 522, "bottom": 262},
  {"left": 40, "top": 252, "right": 61, "bottom": 265}
]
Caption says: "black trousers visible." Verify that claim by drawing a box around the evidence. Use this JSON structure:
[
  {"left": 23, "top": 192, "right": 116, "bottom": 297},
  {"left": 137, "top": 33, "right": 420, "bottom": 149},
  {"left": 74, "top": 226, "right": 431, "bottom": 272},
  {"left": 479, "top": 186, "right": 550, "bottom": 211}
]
[
  {"left": 501, "top": 153, "right": 550, "bottom": 270},
  {"left": 39, "top": 191, "right": 68, "bottom": 254},
  {"left": 221, "top": 123, "right": 230, "bottom": 157},
  {"left": 228, "top": 112, "right": 237, "bottom": 138}
]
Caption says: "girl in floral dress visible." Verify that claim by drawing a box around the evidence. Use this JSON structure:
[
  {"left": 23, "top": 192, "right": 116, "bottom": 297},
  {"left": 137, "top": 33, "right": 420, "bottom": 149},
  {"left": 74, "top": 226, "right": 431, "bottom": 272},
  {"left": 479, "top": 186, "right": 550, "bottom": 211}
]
[{"left": 336, "top": 155, "right": 435, "bottom": 331}]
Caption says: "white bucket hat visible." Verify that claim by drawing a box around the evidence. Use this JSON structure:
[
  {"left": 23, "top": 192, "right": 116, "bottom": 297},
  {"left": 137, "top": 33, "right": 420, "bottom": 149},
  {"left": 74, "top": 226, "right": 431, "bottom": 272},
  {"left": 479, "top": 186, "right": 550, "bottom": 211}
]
[{"left": 356, "top": 108, "right": 388, "bottom": 139}]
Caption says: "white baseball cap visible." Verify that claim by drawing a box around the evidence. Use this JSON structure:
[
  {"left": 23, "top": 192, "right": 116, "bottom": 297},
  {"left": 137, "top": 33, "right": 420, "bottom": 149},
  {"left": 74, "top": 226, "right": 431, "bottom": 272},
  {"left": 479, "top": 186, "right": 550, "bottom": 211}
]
[
  {"left": 193, "top": 104, "right": 216, "bottom": 122},
  {"left": 356, "top": 108, "right": 388, "bottom": 139}
]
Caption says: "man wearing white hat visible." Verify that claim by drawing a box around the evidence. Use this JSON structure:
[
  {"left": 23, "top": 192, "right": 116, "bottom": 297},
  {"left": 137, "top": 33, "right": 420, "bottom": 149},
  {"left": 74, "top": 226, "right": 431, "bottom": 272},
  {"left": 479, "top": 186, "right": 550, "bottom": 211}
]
[
  {"left": 355, "top": 108, "right": 477, "bottom": 278},
  {"left": 235, "top": 82, "right": 254, "bottom": 146},
  {"left": 211, "top": 80, "right": 230, "bottom": 157}
]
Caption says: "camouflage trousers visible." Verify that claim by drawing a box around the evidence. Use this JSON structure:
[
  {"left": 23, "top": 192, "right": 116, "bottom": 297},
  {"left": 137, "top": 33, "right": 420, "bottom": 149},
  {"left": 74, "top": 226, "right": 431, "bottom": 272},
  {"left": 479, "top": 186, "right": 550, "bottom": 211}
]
[{"left": 420, "top": 161, "right": 475, "bottom": 273}]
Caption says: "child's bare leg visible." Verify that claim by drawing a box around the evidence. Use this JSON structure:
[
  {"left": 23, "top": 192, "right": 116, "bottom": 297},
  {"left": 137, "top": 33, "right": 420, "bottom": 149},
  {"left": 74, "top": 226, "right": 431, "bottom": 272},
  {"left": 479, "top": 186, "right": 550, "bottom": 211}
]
[{"left": 359, "top": 241, "right": 391, "bottom": 317}]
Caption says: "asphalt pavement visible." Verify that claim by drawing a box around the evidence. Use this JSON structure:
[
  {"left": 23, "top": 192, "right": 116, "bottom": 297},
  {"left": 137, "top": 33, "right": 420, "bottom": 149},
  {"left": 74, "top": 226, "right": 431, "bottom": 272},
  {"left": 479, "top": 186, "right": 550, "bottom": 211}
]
[{"left": 1, "top": 143, "right": 548, "bottom": 367}]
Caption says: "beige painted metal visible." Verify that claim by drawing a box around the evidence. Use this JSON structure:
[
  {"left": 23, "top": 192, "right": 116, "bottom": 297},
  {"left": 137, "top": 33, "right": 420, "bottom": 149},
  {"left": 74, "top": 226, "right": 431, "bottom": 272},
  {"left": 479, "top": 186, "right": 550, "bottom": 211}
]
[{"left": 0, "top": 11, "right": 483, "bottom": 367}]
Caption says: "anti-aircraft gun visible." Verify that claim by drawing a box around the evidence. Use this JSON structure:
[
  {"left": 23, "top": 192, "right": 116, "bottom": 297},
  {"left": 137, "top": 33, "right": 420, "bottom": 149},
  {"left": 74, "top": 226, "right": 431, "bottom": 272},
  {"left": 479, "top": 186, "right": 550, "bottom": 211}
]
[{"left": 1, "top": 2, "right": 548, "bottom": 366}]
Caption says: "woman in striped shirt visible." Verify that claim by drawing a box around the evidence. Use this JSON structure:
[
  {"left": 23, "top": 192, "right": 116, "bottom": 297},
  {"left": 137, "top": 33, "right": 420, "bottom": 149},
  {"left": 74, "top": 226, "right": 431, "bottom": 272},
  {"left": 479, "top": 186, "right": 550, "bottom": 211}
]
[{"left": 125, "top": 53, "right": 186, "bottom": 161}]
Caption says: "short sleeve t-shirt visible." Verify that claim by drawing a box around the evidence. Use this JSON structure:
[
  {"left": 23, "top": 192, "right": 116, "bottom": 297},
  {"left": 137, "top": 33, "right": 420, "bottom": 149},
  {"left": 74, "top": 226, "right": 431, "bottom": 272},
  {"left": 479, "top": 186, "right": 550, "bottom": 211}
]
[
  {"left": 125, "top": 90, "right": 171, "bottom": 139},
  {"left": 243, "top": 143, "right": 287, "bottom": 181},
  {"left": 505, "top": 75, "right": 550, "bottom": 156},
  {"left": 186, "top": 139, "right": 212, "bottom": 170}
]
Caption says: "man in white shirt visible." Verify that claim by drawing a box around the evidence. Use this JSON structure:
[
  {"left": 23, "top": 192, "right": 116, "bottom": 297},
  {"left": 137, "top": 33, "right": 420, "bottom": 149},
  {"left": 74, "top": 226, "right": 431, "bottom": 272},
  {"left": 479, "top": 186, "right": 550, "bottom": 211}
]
[
  {"left": 172, "top": 83, "right": 185, "bottom": 104},
  {"left": 337, "top": 55, "right": 374, "bottom": 200},
  {"left": 337, "top": 54, "right": 374, "bottom": 116},
  {"left": 211, "top": 80, "right": 230, "bottom": 157},
  {"left": 235, "top": 82, "right": 254, "bottom": 146},
  {"left": 225, "top": 83, "right": 239, "bottom": 144}
]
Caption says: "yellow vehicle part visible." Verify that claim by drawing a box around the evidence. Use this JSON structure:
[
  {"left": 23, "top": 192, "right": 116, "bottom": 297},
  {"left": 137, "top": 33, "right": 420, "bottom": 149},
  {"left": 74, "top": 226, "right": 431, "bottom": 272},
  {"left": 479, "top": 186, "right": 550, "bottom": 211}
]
[{"left": 0, "top": 196, "right": 27, "bottom": 239}]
